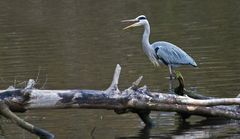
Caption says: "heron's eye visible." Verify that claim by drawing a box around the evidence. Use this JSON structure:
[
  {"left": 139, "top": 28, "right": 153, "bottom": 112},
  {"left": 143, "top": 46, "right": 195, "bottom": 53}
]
[{"left": 138, "top": 16, "right": 146, "bottom": 21}]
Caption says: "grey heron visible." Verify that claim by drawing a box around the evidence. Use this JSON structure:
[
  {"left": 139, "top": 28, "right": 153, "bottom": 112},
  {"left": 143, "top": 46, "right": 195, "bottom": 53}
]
[{"left": 122, "top": 15, "right": 197, "bottom": 79}]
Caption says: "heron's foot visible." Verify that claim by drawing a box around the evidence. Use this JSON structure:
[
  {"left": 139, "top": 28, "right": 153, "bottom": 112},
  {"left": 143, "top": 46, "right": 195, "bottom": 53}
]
[
  {"left": 165, "top": 76, "right": 176, "bottom": 80},
  {"left": 170, "top": 75, "right": 176, "bottom": 80},
  {"left": 168, "top": 75, "right": 177, "bottom": 80}
]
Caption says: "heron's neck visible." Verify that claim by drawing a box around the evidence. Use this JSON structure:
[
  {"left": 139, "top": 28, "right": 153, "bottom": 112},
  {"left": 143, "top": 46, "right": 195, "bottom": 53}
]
[
  {"left": 142, "top": 22, "right": 151, "bottom": 48},
  {"left": 141, "top": 21, "right": 159, "bottom": 66}
]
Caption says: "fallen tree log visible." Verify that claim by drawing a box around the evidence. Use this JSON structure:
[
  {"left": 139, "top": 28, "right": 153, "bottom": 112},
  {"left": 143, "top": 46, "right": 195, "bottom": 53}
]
[{"left": 0, "top": 64, "right": 240, "bottom": 138}]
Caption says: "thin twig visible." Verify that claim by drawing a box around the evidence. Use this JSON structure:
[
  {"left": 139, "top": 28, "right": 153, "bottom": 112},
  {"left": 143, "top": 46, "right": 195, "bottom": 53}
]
[
  {"left": 13, "top": 77, "right": 17, "bottom": 88},
  {"left": 35, "top": 66, "right": 42, "bottom": 84},
  {"left": 41, "top": 74, "right": 48, "bottom": 89}
]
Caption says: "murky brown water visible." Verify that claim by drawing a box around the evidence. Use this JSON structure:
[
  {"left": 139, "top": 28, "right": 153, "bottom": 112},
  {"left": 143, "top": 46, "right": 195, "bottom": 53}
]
[{"left": 0, "top": 0, "right": 240, "bottom": 138}]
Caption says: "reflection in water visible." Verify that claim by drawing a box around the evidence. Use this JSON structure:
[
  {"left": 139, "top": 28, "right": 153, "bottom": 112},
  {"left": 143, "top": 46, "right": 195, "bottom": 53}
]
[
  {"left": 0, "top": 0, "right": 240, "bottom": 139},
  {"left": 116, "top": 126, "right": 169, "bottom": 139},
  {"left": 172, "top": 118, "right": 240, "bottom": 138},
  {"left": 117, "top": 118, "right": 240, "bottom": 139},
  {"left": 0, "top": 121, "right": 5, "bottom": 138}
]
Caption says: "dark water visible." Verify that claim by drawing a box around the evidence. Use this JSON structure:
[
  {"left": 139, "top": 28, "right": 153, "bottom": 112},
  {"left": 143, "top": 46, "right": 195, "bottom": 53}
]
[{"left": 0, "top": 0, "right": 240, "bottom": 138}]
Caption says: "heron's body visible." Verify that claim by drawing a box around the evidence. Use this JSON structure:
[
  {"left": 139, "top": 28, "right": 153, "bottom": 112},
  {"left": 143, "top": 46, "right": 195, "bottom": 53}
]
[
  {"left": 122, "top": 15, "right": 197, "bottom": 78},
  {"left": 151, "top": 41, "right": 197, "bottom": 67}
]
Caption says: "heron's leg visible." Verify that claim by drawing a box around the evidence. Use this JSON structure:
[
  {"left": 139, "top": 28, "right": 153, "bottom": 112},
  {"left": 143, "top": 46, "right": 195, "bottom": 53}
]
[
  {"left": 168, "top": 78, "right": 173, "bottom": 92},
  {"left": 168, "top": 65, "right": 173, "bottom": 80}
]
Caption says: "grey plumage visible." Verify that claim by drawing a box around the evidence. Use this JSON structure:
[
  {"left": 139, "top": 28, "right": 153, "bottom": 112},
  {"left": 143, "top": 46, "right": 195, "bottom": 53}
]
[
  {"left": 152, "top": 41, "right": 197, "bottom": 67},
  {"left": 122, "top": 15, "right": 197, "bottom": 78}
]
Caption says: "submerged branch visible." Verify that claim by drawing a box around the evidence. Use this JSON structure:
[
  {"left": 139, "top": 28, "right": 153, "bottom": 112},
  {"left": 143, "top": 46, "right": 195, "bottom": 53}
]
[{"left": 0, "top": 101, "right": 54, "bottom": 139}]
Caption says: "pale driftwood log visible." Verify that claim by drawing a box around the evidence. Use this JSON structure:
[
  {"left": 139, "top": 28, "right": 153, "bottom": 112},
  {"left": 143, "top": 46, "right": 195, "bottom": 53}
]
[
  {"left": 0, "top": 79, "right": 54, "bottom": 139},
  {"left": 0, "top": 64, "right": 240, "bottom": 138}
]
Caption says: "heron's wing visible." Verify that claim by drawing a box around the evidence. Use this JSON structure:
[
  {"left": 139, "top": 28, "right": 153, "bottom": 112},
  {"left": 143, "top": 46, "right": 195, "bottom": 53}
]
[{"left": 152, "top": 41, "right": 197, "bottom": 67}]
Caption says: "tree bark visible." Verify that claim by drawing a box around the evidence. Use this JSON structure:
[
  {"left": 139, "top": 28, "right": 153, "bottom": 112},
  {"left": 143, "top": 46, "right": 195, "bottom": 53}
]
[{"left": 0, "top": 64, "right": 239, "bottom": 138}]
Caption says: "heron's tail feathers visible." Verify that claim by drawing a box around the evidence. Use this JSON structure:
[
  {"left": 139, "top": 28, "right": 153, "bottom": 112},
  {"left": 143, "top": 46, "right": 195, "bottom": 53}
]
[{"left": 191, "top": 61, "right": 197, "bottom": 67}]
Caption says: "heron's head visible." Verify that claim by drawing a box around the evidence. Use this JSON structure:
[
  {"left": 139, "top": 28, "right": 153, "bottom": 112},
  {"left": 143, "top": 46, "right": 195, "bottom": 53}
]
[{"left": 121, "top": 15, "right": 148, "bottom": 30}]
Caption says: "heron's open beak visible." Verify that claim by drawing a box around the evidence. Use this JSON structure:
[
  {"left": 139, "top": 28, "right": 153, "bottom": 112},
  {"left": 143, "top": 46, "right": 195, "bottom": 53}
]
[{"left": 121, "top": 19, "right": 139, "bottom": 30}]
